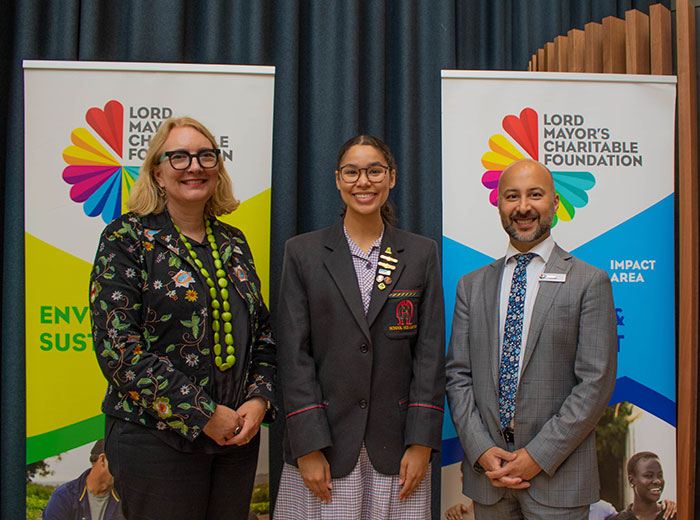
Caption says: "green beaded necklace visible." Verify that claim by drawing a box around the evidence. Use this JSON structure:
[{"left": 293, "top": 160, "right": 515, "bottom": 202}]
[{"left": 174, "top": 219, "right": 235, "bottom": 371}]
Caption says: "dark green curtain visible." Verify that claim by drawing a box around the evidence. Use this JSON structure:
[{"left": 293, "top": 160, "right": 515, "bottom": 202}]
[{"left": 0, "top": 1, "right": 679, "bottom": 518}]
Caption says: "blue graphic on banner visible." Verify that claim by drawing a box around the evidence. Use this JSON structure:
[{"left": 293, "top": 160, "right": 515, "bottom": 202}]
[
  {"left": 441, "top": 237, "right": 495, "bottom": 461},
  {"left": 440, "top": 194, "right": 675, "bottom": 465},
  {"left": 572, "top": 194, "right": 675, "bottom": 425},
  {"left": 442, "top": 236, "right": 495, "bottom": 343},
  {"left": 610, "top": 377, "right": 676, "bottom": 427},
  {"left": 441, "top": 436, "right": 465, "bottom": 467}
]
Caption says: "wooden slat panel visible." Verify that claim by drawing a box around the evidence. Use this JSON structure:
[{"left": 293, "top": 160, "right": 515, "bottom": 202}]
[
  {"left": 650, "top": 3, "right": 672, "bottom": 75},
  {"left": 568, "top": 29, "right": 586, "bottom": 73},
  {"left": 584, "top": 21, "right": 604, "bottom": 73},
  {"left": 531, "top": 53, "right": 538, "bottom": 72},
  {"left": 626, "top": 9, "right": 650, "bottom": 74},
  {"left": 603, "top": 16, "right": 626, "bottom": 73},
  {"left": 676, "top": 0, "right": 698, "bottom": 518},
  {"left": 529, "top": 6, "right": 692, "bottom": 516},
  {"left": 555, "top": 35, "right": 569, "bottom": 72},
  {"left": 545, "top": 41, "right": 556, "bottom": 71}
]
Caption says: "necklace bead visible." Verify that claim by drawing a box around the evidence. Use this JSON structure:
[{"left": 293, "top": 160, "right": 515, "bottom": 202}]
[{"left": 174, "top": 218, "right": 235, "bottom": 371}]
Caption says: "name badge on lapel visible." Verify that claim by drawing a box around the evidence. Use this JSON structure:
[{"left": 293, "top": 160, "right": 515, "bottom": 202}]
[{"left": 539, "top": 273, "right": 566, "bottom": 283}]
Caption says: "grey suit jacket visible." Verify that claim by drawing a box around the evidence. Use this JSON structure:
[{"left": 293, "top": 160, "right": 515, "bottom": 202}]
[
  {"left": 278, "top": 220, "right": 445, "bottom": 477},
  {"left": 445, "top": 244, "right": 616, "bottom": 507}
]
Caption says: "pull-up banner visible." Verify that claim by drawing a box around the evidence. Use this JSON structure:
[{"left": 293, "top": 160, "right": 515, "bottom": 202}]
[
  {"left": 24, "top": 61, "right": 275, "bottom": 465},
  {"left": 440, "top": 70, "right": 676, "bottom": 516}
]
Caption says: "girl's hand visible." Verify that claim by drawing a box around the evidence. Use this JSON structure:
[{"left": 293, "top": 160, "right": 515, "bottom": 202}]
[
  {"left": 398, "top": 445, "right": 431, "bottom": 501},
  {"left": 298, "top": 450, "right": 333, "bottom": 503}
]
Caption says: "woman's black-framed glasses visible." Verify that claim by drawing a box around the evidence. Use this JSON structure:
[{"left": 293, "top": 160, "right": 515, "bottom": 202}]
[
  {"left": 338, "top": 164, "right": 389, "bottom": 183},
  {"left": 160, "top": 149, "right": 221, "bottom": 170}
]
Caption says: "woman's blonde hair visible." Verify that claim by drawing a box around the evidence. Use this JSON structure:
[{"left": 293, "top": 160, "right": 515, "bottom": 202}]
[{"left": 126, "top": 116, "right": 239, "bottom": 217}]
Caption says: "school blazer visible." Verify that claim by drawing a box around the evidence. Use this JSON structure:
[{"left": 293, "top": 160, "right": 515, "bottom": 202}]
[{"left": 277, "top": 220, "right": 445, "bottom": 477}]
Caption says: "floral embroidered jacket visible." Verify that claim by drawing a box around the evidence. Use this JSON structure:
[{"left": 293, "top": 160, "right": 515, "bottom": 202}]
[{"left": 90, "top": 210, "right": 276, "bottom": 441}]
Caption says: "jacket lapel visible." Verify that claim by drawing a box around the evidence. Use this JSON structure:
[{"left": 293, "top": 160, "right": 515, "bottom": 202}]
[
  {"left": 485, "top": 259, "right": 505, "bottom": 389},
  {"left": 213, "top": 219, "right": 260, "bottom": 315},
  {"left": 143, "top": 211, "right": 260, "bottom": 316},
  {"left": 366, "top": 224, "right": 404, "bottom": 328},
  {"left": 520, "top": 244, "right": 572, "bottom": 374},
  {"left": 142, "top": 210, "right": 187, "bottom": 259},
  {"left": 322, "top": 221, "right": 372, "bottom": 340}
]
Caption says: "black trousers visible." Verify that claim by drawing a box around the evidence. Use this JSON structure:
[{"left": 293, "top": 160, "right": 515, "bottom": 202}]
[{"left": 105, "top": 419, "right": 260, "bottom": 520}]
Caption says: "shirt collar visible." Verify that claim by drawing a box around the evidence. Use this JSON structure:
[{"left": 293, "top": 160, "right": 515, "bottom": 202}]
[
  {"left": 343, "top": 224, "right": 384, "bottom": 256},
  {"left": 504, "top": 234, "right": 555, "bottom": 265}
]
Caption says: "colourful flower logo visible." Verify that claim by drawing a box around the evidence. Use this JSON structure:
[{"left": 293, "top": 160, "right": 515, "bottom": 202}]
[
  {"left": 62, "top": 100, "right": 140, "bottom": 223},
  {"left": 480, "top": 108, "right": 595, "bottom": 226}
]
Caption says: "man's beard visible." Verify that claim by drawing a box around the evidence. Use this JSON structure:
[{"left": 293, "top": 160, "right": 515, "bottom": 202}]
[{"left": 502, "top": 209, "right": 554, "bottom": 244}]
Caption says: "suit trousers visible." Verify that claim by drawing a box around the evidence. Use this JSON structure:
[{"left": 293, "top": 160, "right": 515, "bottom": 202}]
[
  {"left": 105, "top": 418, "right": 259, "bottom": 520},
  {"left": 473, "top": 442, "right": 587, "bottom": 520},
  {"left": 473, "top": 490, "right": 588, "bottom": 520}
]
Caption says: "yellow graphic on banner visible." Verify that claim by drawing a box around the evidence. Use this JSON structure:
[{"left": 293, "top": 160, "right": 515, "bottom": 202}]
[
  {"left": 25, "top": 233, "right": 104, "bottom": 439},
  {"left": 220, "top": 188, "right": 271, "bottom": 303},
  {"left": 122, "top": 166, "right": 138, "bottom": 215},
  {"left": 25, "top": 188, "right": 271, "bottom": 463}
]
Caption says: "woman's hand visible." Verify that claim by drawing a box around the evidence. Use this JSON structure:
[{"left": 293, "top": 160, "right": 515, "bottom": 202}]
[
  {"left": 298, "top": 450, "right": 333, "bottom": 503},
  {"left": 660, "top": 499, "right": 677, "bottom": 519},
  {"left": 202, "top": 404, "right": 243, "bottom": 445},
  {"left": 227, "top": 397, "right": 268, "bottom": 446},
  {"left": 398, "top": 445, "right": 431, "bottom": 501}
]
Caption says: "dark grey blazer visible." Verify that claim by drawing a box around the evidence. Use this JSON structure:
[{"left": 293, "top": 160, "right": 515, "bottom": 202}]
[
  {"left": 277, "top": 220, "right": 445, "bottom": 478},
  {"left": 446, "top": 244, "right": 617, "bottom": 507}
]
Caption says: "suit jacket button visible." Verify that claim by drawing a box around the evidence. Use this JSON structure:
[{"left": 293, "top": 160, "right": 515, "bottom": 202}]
[
  {"left": 360, "top": 344, "right": 368, "bottom": 353},
  {"left": 359, "top": 399, "right": 368, "bottom": 408}
]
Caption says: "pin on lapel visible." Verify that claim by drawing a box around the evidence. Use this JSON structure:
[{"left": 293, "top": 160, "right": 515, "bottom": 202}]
[
  {"left": 378, "top": 268, "right": 392, "bottom": 276},
  {"left": 384, "top": 247, "right": 393, "bottom": 254},
  {"left": 376, "top": 275, "right": 385, "bottom": 283},
  {"left": 377, "top": 261, "right": 396, "bottom": 270},
  {"left": 379, "top": 254, "right": 398, "bottom": 264},
  {"left": 384, "top": 276, "right": 392, "bottom": 285},
  {"left": 378, "top": 282, "right": 386, "bottom": 290}
]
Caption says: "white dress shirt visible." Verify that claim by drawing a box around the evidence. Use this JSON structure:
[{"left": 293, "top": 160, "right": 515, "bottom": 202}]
[{"left": 498, "top": 234, "right": 556, "bottom": 385}]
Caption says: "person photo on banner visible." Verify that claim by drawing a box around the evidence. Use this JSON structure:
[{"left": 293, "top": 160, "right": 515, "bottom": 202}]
[
  {"left": 89, "top": 116, "right": 276, "bottom": 520},
  {"left": 445, "top": 158, "right": 617, "bottom": 519},
  {"left": 445, "top": 460, "right": 475, "bottom": 520},
  {"left": 42, "top": 439, "right": 125, "bottom": 520},
  {"left": 274, "top": 135, "right": 445, "bottom": 519},
  {"left": 589, "top": 498, "right": 675, "bottom": 520},
  {"left": 608, "top": 452, "right": 676, "bottom": 520}
]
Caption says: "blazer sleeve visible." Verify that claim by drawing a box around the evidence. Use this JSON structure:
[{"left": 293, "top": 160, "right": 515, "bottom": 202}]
[
  {"left": 404, "top": 240, "right": 446, "bottom": 450},
  {"left": 90, "top": 219, "right": 215, "bottom": 440},
  {"left": 445, "top": 273, "right": 499, "bottom": 468},
  {"left": 277, "top": 239, "right": 332, "bottom": 459},
  {"left": 525, "top": 268, "right": 617, "bottom": 476}
]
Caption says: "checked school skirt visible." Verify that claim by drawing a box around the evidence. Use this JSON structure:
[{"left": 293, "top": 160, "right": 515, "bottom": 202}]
[{"left": 274, "top": 444, "right": 431, "bottom": 520}]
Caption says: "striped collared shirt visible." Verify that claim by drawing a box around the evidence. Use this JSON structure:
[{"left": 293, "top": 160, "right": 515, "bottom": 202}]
[{"left": 344, "top": 225, "right": 384, "bottom": 314}]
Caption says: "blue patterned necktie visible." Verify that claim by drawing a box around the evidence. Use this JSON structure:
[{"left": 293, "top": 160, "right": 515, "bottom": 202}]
[{"left": 499, "top": 252, "right": 536, "bottom": 431}]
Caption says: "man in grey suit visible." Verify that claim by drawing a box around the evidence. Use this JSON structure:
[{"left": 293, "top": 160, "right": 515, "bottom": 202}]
[{"left": 446, "top": 159, "right": 617, "bottom": 519}]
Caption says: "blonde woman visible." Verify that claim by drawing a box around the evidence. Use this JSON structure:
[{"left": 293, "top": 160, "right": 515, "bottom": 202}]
[{"left": 89, "top": 117, "right": 275, "bottom": 519}]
